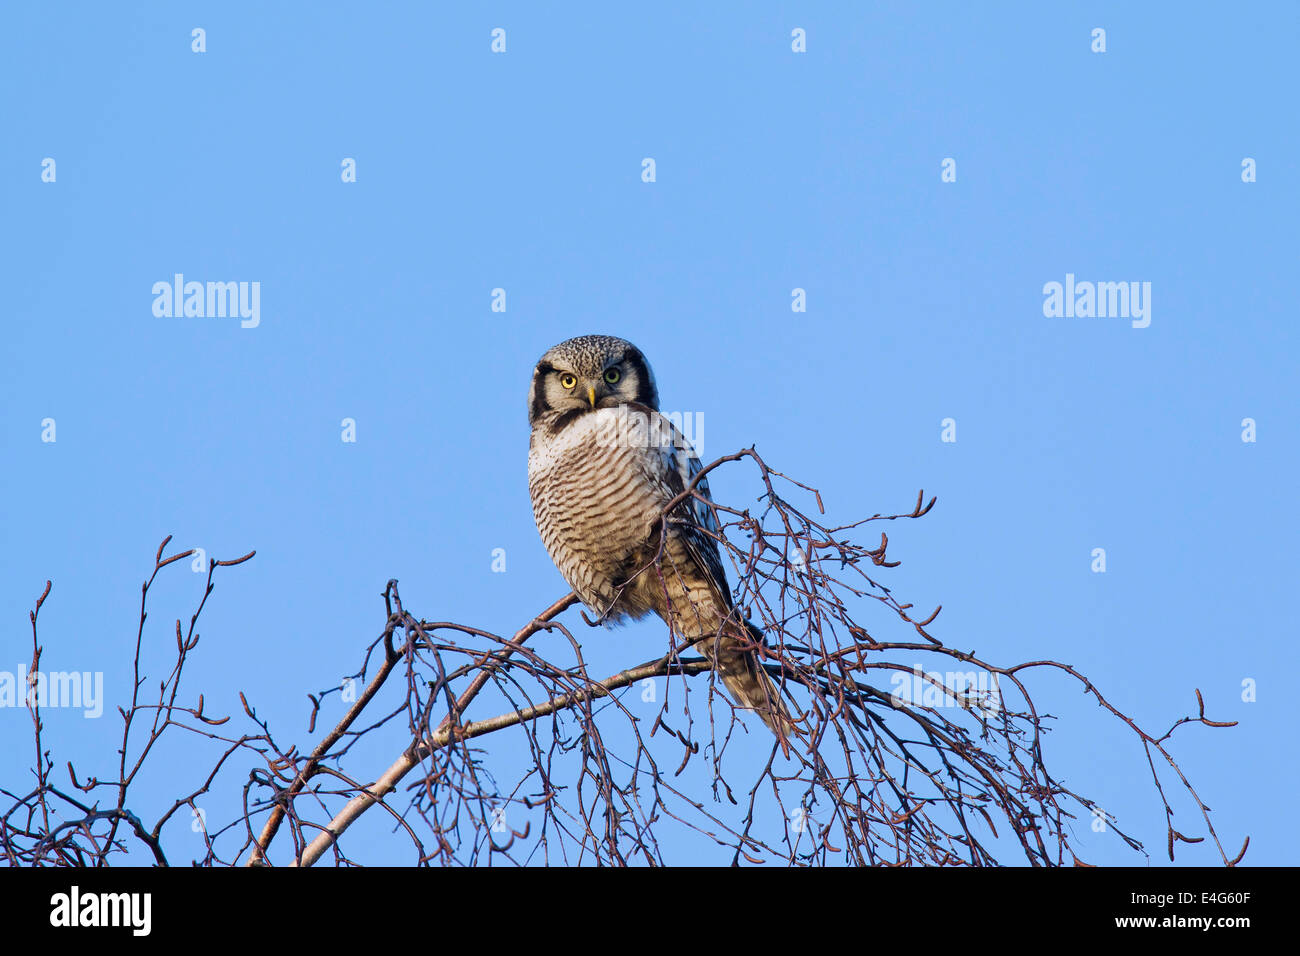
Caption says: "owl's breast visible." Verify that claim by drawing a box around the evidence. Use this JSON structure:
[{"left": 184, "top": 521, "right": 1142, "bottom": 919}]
[{"left": 528, "top": 409, "right": 668, "bottom": 614}]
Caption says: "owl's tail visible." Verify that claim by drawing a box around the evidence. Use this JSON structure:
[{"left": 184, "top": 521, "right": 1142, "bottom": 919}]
[{"left": 703, "top": 620, "right": 799, "bottom": 759}]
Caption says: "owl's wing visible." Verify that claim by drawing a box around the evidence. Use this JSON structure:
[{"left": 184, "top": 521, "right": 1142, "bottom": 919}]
[
  {"left": 628, "top": 406, "right": 796, "bottom": 755},
  {"left": 641, "top": 407, "right": 735, "bottom": 612}
]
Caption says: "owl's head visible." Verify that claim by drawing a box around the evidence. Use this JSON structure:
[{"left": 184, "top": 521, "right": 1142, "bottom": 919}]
[{"left": 528, "top": 334, "right": 659, "bottom": 426}]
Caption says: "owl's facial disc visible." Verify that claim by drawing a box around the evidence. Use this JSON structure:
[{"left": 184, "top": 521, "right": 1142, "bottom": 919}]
[
  {"left": 528, "top": 335, "right": 660, "bottom": 426},
  {"left": 549, "top": 360, "right": 625, "bottom": 411},
  {"left": 552, "top": 366, "right": 606, "bottom": 410}
]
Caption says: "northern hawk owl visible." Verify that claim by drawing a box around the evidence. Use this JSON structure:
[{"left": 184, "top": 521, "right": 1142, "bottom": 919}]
[{"left": 527, "top": 334, "right": 793, "bottom": 754}]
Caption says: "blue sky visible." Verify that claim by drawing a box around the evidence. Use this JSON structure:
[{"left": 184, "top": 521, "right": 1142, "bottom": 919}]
[{"left": 2, "top": 2, "right": 1296, "bottom": 866}]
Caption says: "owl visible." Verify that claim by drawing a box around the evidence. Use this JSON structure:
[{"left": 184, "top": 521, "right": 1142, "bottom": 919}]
[{"left": 527, "top": 334, "right": 794, "bottom": 755}]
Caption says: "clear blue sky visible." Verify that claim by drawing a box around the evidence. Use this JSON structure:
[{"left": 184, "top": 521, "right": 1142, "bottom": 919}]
[{"left": 2, "top": 2, "right": 1295, "bottom": 866}]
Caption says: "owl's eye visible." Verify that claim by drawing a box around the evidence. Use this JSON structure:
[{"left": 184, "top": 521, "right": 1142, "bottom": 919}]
[
  {"left": 604, "top": 368, "right": 621, "bottom": 384},
  {"left": 559, "top": 373, "right": 577, "bottom": 389}
]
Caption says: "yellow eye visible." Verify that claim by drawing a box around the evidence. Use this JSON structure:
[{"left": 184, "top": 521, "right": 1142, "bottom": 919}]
[
  {"left": 604, "top": 368, "right": 621, "bottom": 384},
  {"left": 559, "top": 373, "right": 577, "bottom": 389}
]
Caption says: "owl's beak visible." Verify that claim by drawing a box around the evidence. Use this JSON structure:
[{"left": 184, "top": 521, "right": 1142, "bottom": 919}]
[{"left": 587, "top": 385, "right": 598, "bottom": 408}]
